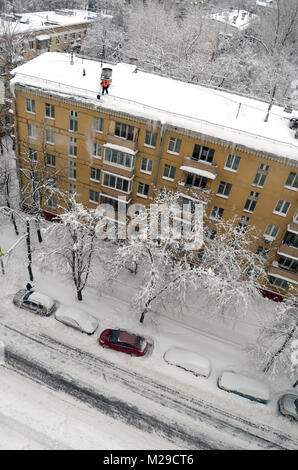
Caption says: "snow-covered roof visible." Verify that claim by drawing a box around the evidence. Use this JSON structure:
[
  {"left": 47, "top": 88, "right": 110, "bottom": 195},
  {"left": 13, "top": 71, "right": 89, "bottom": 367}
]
[
  {"left": 10, "top": 52, "right": 298, "bottom": 163},
  {"left": 207, "top": 10, "right": 257, "bottom": 31},
  {"left": 0, "top": 10, "right": 97, "bottom": 37}
]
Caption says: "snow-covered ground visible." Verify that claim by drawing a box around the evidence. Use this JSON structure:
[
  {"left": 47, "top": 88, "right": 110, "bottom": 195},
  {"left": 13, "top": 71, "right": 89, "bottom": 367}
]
[{"left": 0, "top": 217, "right": 297, "bottom": 449}]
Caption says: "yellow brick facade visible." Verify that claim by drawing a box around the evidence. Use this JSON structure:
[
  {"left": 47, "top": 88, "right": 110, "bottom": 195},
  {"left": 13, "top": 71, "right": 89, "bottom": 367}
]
[{"left": 13, "top": 86, "right": 298, "bottom": 297}]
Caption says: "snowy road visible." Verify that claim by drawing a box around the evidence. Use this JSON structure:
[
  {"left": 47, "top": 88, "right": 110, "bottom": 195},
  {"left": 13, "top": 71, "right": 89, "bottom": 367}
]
[{"left": 1, "top": 322, "right": 297, "bottom": 450}]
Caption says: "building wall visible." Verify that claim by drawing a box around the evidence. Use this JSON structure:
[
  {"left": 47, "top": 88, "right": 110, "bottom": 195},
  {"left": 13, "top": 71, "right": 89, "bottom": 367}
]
[{"left": 13, "top": 86, "right": 298, "bottom": 295}]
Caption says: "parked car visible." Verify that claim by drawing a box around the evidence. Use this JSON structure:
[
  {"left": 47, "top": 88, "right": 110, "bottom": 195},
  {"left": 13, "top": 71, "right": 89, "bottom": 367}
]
[
  {"left": 217, "top": 371, "right": 270, "bottom": 404},
  {"left": 99, "top": 329, "right": 149, "bottom": 356},
  {"left": 278, "top": 393, "right": 298, "bottom": 422},
  {"left": 13, "top": 289, "right": 58, "bottom": 316},
  {"left": 55, "top": 306, "right": 98, "bottom": 335},
  {"left": 164, "top": 347, "right": 211, "bottom": 378}
]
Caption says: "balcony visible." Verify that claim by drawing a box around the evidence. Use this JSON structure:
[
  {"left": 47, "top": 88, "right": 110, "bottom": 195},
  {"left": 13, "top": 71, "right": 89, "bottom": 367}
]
[
  {"left": 177, "top": 181, "right": 210, "bottom": 202},
  {"left": 180, "top": 156, "right": 218, "bottom": 179},
  {"left": 287, "top": 222, "right": 298, "bottom": 235},
  {"left": 106, "top": 134, "right": 138, "bottom": 152},
  {"left": 278, "top": 244, "right": 298, "bottom": 260},
  {"left": 100, "top": 185, "right": 132, "bottom": 202},
  {"left": 268, "top": 264, "right": 298, "bottom": 285}
]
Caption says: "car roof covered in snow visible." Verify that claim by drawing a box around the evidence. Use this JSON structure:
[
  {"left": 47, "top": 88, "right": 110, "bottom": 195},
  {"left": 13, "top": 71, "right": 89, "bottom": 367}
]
[
  {"left": 55, "top": 306, "right": 98, "bottom": 329},
  {"left": 28, "top": 291, "right": 55, "bottom": 308},
  {"left": 10, "top": 52, "right": 298, "bottom": 163}
]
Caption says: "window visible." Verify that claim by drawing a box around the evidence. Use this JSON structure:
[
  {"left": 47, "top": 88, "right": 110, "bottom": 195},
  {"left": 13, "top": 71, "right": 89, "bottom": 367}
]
[
  {"left": 144, "top": 130, "right": 157, "bottom": 147},
  {"left": 56, "top": 36, "right": 60, "bottom": 45},
  {"left": 278, "top": 256, "right": 298, "bottom": 272},
  {"left": 253, "top": 163, "right": 269, "bottom": 187},
  {"left": 102, "top": 172, "right": 132, "bottom": 193},
  {"left": 294, "top": 210, "right": 298, "bottom": 224},
  {"left": 69, "top": 160, "right": 76, "bottom": 180},
  {"left": 93, "top": 117, "right": 103, "bottom": 133},
  {"left": 269, "top": 276, "right": 289, "bottom": 290},
  {"left": 0, "top": 66, "right": 6, "bottom": 75},
  {"left": 256, "top": 246, "right": 269, "bottom": 258},
  {"left": 115, "top": 122, "right": 134, "bottom": 141},
  {"left": 45, "top": 153, "right": 55, "bottom": 167},
  {"left": 244, "top": 191, "right": 259, "bottom": 212},
  {"left": 28, "top": 148, "right": 37, "bottom": 161},
  {"left": 140, "top": 157, "right": 153, "bottom": 174},
  {"left": 210, "top": 206, "right": 224, "bottom": 220},
  {"left": 29, "top": 40, "right": 35, "bottom": 50},
  {"left": 185, "top": 173, "right": 207, "bottom": 189},
  {"left": 69, "top": 137, "right": 77, "bottom": 157},
  {"left": 285, "top": 172, "right": 298, "bottom": 190},
  {"left": 26, "top": 98, "right": 35, "bottom": 114},
  {"left": 104, "top": 147, "right": 135, "bottom": 169},
  {"left": 273, "top": 199, "right": 290, "bottom": 217},
  {"left": 47, "top": 176, "right": 56, "bottom": 188},
  {"left": 192, "top": 144, "right": 215, "bottom": 164},
  {"left": 167, "top": 137, "right": 181, "bottom": 154},
  {"left": 69, "top": 183, "right": 76, "bottom": 199},
  {"left": 93, "top": 143, "right": 102, "bottom": 158},
  {"left": 225, "top": 154, "right": 241, "bottom": 172},
  {"left": 47, "top": 197, "right": 56, "bottom": 209},
  {"left": 45, "top": 103, "right": 55, "bottom": 119},
  {"left": 264, "top": 224, "right": 279, "bottom": 239},
  {"left": 90, "top": 167, "right": 100, "bottom": 182},
  {"left": 217, "top": 181, "right": 232, "bottom": 197},
  {"left": 163, "top": 164, "right": 176, "bottom": 180},
  {"left": 45, "top": 129, "right": 55, "bottom": 145},
  {"left": 137, "top": 182, "right": 149, "bottom": 198},
  {"left": 237, "top": 216, "right": 250, "bottom": 233},
  {"left": 205, "top": 228, "right": 217, "bottom": 240},
  {"left": 69, "top": 110, "right": 78, "bottom": 132},
  {"left": 89, "top": 190, "right": 99, "bottom": 204},
  {"left": 64, "top": 34, "right": 68, "bottom": 41},
  {"left": 27, "top": 124, "right": 36, "bottom": 139}
]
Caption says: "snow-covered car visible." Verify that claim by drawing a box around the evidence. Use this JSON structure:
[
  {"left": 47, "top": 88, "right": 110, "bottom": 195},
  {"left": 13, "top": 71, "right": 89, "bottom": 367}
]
[
  {"left": 278, "top": 393, "right": 298, "bottom": 422},
  {"left": 99, "top": 329, "right": 149, "bottom": 356},
  {"left": 55, "top": 306, "right": 98, "bottom": 335},
  {"left": 164, "top": 347, "right": 211, "bottom": 378},
  {"left": 217, "top": 371, "right": 270, "bottom": 404},
  {"left": 13, "top": 289, "right": 58, "bottom": 316}
]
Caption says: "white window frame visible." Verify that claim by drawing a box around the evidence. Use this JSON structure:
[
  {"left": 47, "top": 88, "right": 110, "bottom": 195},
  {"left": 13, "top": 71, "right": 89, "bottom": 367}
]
[
  {"left": 285, "top": 172, "right": 298, "bottom": 191},
  {"left": 69, "top": 110, "right": 78, "bottom": 133},
  {"left": 93, "top": 117, "right": 103, "bottom": 133},
  {"left": 102, "top": 171, "right": 132, "bottom": 194},
  {"left": 144, "top": 130, "right": 157, "bottom": 148},
  {"left": 45, "top": 153, "right": 55, "bottom": 167},
  {"left": 45, "top": 103, "right": 55, "bottom": 119},
  {"left": 47, "top": 196, "right": 57, "bottom": 210},
  {"left": 90, "top": 167, "right": 100, "bottom": 182},
  {"left": 243, "top": 191, "right": 259, "bottom": 213},
  {"left": 93, "top": 143, "right": 102, "bottom": 159},
  {"left": 27, "top": 124, "right": 37, "bottom": 139},
  {"left": 224, "top": 154, "right": 241, "bottom": 172},
  {"left": 167, "top": 137, "right": 181, "bottom": 155},
  {"left": 252, "top": 163, "right": 270, "bottom": 188},
  {"left": 45, "top": 128, "right": 55, "bottom": 145},
  {"left": 26, "top": 98, "right": 35, "bottom": 114},
  {"left": 273, "top": 199, "right": 291, "bottom": 217},
  {"left": 217, "top": 181, "right": 232, "bottom": 198},
  {"left": 69, "top": 160, "right": 76, "bottom": 180},
  {"left": 137, "top": 182, "right": 149, "bottom": 198},
  {"left": 140, "top": 157, "right": 153, "bottom": 174},
  {"left": 89, "top": 190, "right": 99, "bottom": 204},
  {"left": 162, "top": 164, "right": 176, "bottom": 181},
  {"left": 264, "top": 223, "right": 279, "bottom": 240},
  {"left": 28, "top": 148, "right": 37, "bottom": 161},
  {"left": 210, "top": 206, "right": 224, "bottom": 221},
  {"left": 69, "top": 137, "right": 77, "bottom": 157}
]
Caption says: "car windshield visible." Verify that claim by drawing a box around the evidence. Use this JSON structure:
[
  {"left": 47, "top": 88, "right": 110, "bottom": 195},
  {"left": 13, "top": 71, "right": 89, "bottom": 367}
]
[
  {"left": 109, "top": 330, "right": 120, "bottom": 342},
  {"left": 135, "top": 335, "right": 146, "bottom": 351},
  {"left": 24, "top": 292, "right": 32, "bottom": 301}
]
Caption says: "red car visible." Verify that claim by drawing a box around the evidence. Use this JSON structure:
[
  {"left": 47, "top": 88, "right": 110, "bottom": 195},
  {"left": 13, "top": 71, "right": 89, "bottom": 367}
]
[{"left": 99, "top": 329, "right": 148, "bottom": 356}]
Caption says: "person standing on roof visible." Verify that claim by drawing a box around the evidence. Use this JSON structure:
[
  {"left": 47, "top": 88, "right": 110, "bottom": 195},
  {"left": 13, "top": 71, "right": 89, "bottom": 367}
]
[{"left": 101, "top": 78, "right": 110, "bottom": 94}]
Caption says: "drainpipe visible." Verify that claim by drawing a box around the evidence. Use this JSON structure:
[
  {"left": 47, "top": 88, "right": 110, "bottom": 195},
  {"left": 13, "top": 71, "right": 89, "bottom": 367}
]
[
  {"left": 13, "top": 95, "right": 23, "bottom": 207},
  {"left": 151, "top": 122, "right": 167, "bottom": 199}
]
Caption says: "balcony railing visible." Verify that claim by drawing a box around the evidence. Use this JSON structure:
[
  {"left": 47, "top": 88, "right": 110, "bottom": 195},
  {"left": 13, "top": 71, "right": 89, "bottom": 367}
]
[
  {"left": 182, "top": 156, "right": 218, "bottom": 178},
  {"left": 278, "top": 244, "right": 298, "bottom": 260},
  {"left": 106, "top": 134, "right": 138, "bottom": 151},
  {"left": 268, "top": 264, "right": 298, "bottom": 285}
]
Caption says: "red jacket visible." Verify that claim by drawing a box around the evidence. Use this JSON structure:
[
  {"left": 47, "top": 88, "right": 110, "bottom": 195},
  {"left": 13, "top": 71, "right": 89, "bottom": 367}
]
[{"left": 101, "top": 79, "right": 109, "bottom": 88}]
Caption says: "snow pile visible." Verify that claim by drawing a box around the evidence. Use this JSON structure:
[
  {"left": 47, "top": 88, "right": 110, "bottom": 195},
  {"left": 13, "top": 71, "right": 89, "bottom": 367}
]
[
  {"left": 164, "top": 347, "right": 211, "bottom": 378},
  {"left": 218, "top": 371, "right": 270, "bottom": 404}
]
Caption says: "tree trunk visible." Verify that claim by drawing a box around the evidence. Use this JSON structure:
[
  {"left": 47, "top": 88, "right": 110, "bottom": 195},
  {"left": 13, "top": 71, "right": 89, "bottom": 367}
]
[
  {"left": 263, "top": 326, "right": 296, "bottom": 374},
  {"left": 26, "top": 219, "right": 33, "bottom": 282},
  {"left": 0, "top": 248, "right": 5, "bottom": 275},
  {"left": 139, "top": 310, "right": 146, "bottom": 323},
  {"left": 77, "top": 289, "right": 83, "bottom": 301}
]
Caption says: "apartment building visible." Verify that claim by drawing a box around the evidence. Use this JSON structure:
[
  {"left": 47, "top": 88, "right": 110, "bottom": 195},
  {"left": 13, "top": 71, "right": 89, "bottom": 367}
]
[
  {"left": 10, "top": 52, "right": 298, "bottom": 297},
  {"left": 0, "top": 9, "right": 97, "bottom": 132}
]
